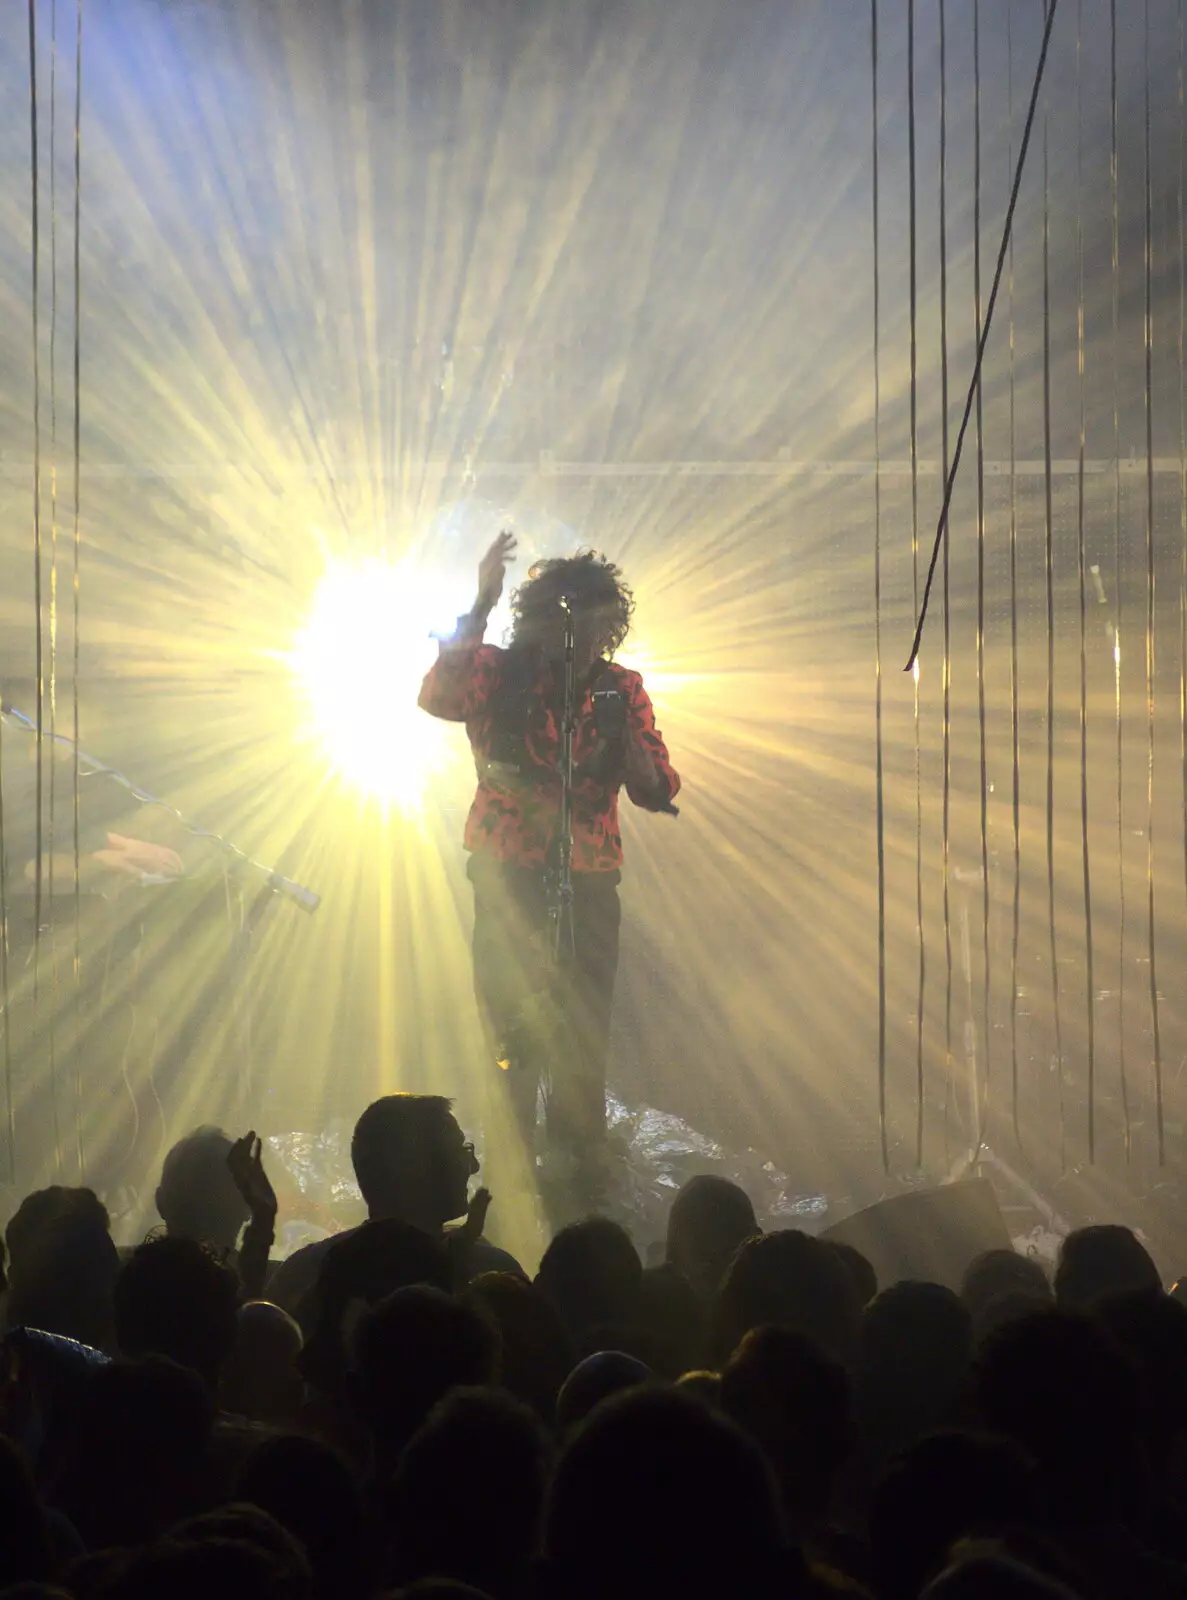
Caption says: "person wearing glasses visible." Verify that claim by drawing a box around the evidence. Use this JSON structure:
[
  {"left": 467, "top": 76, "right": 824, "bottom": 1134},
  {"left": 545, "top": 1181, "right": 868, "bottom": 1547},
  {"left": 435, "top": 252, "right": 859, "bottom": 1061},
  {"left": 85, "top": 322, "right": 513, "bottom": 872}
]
[{"left": 267, "top": 1093, "right": 517, "bottom": 1321}]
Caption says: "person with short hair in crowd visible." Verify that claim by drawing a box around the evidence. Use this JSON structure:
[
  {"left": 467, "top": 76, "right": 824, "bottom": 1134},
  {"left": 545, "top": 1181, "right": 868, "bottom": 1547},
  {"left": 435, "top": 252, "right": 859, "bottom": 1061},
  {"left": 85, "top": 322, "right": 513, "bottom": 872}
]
[{"left": 267, "top": 1094, "right": 518, "bottom": 1323}]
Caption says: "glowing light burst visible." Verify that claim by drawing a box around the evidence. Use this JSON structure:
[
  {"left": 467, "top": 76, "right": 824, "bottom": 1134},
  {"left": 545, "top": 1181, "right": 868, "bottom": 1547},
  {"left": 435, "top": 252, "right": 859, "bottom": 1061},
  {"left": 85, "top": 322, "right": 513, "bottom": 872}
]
[{"left": 289, "top": 557, "right": 459, "bottom": 806}]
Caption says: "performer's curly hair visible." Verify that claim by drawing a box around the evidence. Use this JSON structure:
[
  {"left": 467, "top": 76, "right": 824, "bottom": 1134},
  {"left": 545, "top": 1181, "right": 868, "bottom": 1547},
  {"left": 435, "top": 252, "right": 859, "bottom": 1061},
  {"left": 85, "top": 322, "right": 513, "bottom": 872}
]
[{"left": 508, "top": 549, "right": 635, "bottom": 657}]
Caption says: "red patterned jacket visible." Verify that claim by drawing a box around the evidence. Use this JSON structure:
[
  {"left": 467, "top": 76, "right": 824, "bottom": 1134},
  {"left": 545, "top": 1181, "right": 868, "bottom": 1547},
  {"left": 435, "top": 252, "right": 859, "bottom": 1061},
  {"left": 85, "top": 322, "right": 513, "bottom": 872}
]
[{"left": 418, "top": 623, "right": 680, "bottom": 873}]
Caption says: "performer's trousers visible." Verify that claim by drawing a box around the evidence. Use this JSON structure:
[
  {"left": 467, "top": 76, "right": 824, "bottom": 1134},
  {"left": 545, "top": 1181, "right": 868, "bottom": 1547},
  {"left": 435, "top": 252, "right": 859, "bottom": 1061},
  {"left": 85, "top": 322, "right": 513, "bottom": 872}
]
[{"left": 467, "top": 854, "right": 620, "bottom": 1186}]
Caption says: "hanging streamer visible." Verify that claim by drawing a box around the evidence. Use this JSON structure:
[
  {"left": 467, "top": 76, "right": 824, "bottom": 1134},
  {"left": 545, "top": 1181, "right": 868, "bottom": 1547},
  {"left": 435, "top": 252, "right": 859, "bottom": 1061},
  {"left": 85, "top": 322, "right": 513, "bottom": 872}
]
[
  {"left": 906, "top": 0, "right": 1060, "bottom": 673},
  {"left": 939, "top": 0, "right": 954, "bottom": 1167},
  {"left": 48, "top": 0, "right": 64, "bottom": 1180},
  {"left": 871, "top": 0, "right": 888, "bottom": 1173},
  {"left": 1111, "top": 0, "right": 1131, "bottom": 1160},
  {"left": 1180, "top": 2, "right": 1186, "bottom": 959},
  {"left": 1075, "top": 0, "right": 1096, "bottom": 1161},
  {"left": 908, "top": 0, "right": 925, "bottom": 1167},
  {"left": 1043, "top": 118, "right": 1066, "bottom": 1170},
  {"left": 1143, "top": 0, "right": 1164, "bottom": 1164},
  {"left": 1007, "top": 2, "right": 1024, "bottom": 1157},
  {"left": 973, "top": 0, "right": 992, "bottom": 1157},
  {"left": 28, "top": 0, "right": 63, "bottom": 1179},
  {"left": 70, "top": 0, "right": 83, "bottom": 1181}
]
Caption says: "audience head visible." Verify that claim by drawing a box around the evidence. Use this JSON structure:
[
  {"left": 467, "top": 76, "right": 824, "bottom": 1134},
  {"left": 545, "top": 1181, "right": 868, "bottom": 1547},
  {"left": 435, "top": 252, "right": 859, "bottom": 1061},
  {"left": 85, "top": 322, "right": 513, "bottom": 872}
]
[
  {"left": 113, "top": 1235, "right": 239, "bottom": 1387},
  {"left": 665, "top": 1175, "right": 759, "bottom": 1302},
  {"left": 827, "top": 1239, "right": 878, "bottom": 1308},
  {"left": 544, "top": 1386, "right": 789, "bottom": 1600},
  {"left": 4, "top": 1186, "right": 118, "bottom": 1350},
  {"left": 1095, "top": 1286, "right": 1187, "bottom": 1475},
  {"left": 168, "top": 1505, "right": 313, "bottom": 1597},
  {"left": 1054, "top": 1224, "right": 1160, "bottom": 1311},
  {"left": 535, "top": 1218, "right": 642, "bottom": 1346},
  {"left": 721, "top": 1325, "right": 854, "bottom": 1528},
  {"left": 555, "top": 1350, "right": 651, "bottom": 1433},
  {"left": 61, "top": 1355, "right": 215, "bottom": 1547},
  {"left": 960, "top": 1249, "right": 1052, "bottom": 1329},
  {"left": 351, "top": 1095, "right": 478, "bottom": 1228},
  {"left": 857, "top": 1281, "right": 973, "bottom": 1456},
  {"left": 637, "top": 1262, "right": 706, "bottom": 1377},
  {"left": 465, "top": 1272, "right": 573, "bottom": 1419},
  {"left": 350, "top": 1285, "right": 499, "bottom": 1463},
  {"left": 869, "top": 1432, "right": 1037, "bottom": 1600},
  {"left": 391, "top": 1388, "right": 550, "bottom": 1598},
  {"left": 236, "top": 1435, "right": 369, "bottom": 1600},
  {"left": 974, "top": 1308, "right": 1141, "bottom": 1523},
  {"left": 299, "top": 1218, "right": 452, "bottom": 1397},
  {"left": 711, "top": 1228, "right": 861, "bottom": 1367},
  {"left": 220, "top": 1300, "right": 304, "bottom": 1424},
  {"left": 92, "top": 1531, "right": 308, "bottom": 1600},
  {"left": 155, "top": 1126, "right": 251, "bottom": 1250}
]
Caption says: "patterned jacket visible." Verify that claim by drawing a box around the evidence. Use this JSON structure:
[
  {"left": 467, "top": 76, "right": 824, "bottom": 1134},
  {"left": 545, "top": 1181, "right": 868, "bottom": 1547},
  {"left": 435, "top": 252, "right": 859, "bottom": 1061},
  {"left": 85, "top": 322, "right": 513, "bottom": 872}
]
[{"left": 418, "top": 624, "right": 680, "bottom": 872}]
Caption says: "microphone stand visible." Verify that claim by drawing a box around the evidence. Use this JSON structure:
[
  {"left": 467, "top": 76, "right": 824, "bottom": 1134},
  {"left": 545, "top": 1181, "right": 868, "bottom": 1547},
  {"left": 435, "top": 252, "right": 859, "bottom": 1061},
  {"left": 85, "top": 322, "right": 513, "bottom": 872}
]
[
  {"left": 0, "top": 701, "right": 320, "bottom": 913},
  {"left": 550, "top": 599, "right": 578, "bottom": 969}
]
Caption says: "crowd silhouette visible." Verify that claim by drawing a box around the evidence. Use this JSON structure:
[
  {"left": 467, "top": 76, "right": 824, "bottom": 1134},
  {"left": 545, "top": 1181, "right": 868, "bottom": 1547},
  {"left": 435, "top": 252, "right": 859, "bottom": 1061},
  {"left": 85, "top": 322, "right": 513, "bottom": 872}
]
[{"left": 0, "top": 1093, "right": 1184, "bottom": 1598}]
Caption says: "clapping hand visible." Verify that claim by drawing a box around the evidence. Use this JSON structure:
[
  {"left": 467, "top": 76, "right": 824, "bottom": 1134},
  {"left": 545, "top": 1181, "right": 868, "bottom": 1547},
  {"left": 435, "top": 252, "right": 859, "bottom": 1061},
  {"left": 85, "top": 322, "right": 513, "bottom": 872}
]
[{"left": 226, "top": 1131, "right": 278, "bottom": 1222}]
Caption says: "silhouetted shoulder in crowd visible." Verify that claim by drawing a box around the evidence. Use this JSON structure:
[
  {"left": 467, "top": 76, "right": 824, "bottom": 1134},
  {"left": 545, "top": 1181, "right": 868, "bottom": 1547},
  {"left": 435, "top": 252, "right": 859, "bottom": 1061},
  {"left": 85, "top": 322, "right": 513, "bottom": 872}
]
[{"left": 113, "top": 1235, "right": 239, "bottom": 1391}]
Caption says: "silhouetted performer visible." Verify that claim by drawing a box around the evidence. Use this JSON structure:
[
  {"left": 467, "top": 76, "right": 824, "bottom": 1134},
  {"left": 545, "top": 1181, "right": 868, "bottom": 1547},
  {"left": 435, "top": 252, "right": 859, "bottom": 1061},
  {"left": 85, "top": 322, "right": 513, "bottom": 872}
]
[{"left": 419, "top": 533, "right": 680, "bottom": 1209}]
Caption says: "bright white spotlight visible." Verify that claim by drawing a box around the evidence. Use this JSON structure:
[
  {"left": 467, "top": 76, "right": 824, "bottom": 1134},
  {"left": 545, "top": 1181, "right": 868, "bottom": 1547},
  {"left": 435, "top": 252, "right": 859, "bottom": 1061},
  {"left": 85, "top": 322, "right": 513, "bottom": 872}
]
[{"left": 289, "top": 557, "right": 460, "bottom": 805}]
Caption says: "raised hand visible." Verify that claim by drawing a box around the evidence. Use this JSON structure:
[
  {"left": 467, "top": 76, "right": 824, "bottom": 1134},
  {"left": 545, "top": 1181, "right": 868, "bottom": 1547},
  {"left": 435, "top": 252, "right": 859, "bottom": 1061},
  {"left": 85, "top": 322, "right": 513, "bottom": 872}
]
[
  {"left": 476, "top": 530, "right": 517, "bottom": 610},
  {"left": 226, "top": 1131, "right": 278, "bottom": 1221}
]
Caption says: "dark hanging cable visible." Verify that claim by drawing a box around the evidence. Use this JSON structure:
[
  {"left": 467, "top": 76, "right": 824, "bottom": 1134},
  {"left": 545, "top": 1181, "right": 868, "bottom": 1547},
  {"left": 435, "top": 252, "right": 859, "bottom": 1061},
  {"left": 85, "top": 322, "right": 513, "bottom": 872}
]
[
  {"left": 872, "top": 0, "right": 888, "bottom": 1173},
  {"left": 940, "top": 0, "right": 954, "bottom": 1168},
  {"left": 974, "top": 0, "right": 992, "bottom": 1156},
  {"left": 908, "top": 0, "right": 925, "bottom": 1166},
  {"left": 1180, "top": 0, "right": 1186, "bottom": 961},
  {"left": 1075, "top": 0, "right": 1096, "bottom": 1161},
  {"left": 906, "top": 0, "right": 1060, "bottom": 672},
  {"left": 1111, "top": 0, "right": 1131, "bottom": 1160},
  {"left": 1043, "top": 116, "right": 1066, "bottom": 1171},
  {"left": 1007, "top": 0, "right": 1024, "bottom": 1156},
  {"left": 1143, "top": 0, "right": 1164, "bottom": 1164},
  {"left": 28, "top": 0, "right": 62, "bottom": 1178},
  {"left": 0, "top": 675, "right": 9, "bottom": 1186},
  {"left": 48, "top": 0, "right": 63, "bottom": 1179},
  {"left": 70, "top": 0, "right": 83, "bottom": 1180}
]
